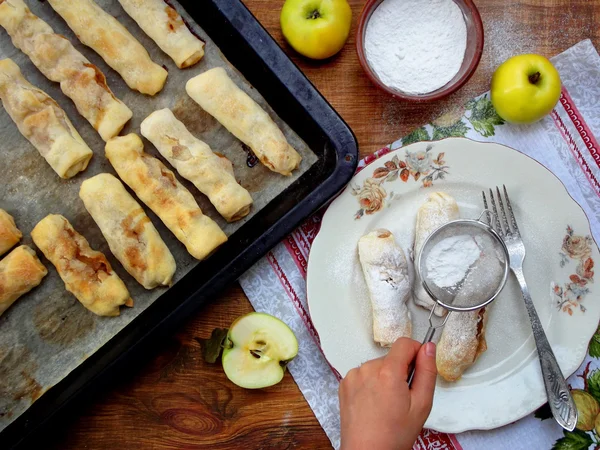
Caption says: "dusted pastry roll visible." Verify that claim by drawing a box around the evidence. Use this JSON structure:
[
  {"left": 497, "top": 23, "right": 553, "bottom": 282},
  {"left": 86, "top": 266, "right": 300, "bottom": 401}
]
[
  {"left": 358, "top": 229, "right": 412, "bottom": 347},
  {"left": 141, "top": 109, "right": 253, "bottom": 222},
  {"left": 186, "top": 67, "right": 302, "bottom": 176},
  {"left": 0, "top": 59, "right": 93, "bottom": 178},
  {"left": 47, "top": 0, "right": 168, "bottom": 96},
  {"left": 436, "top": 243, "right": 504, "bottom": 382},
  {"left": 0, "top": 209, "right": 22, "bottom": 257},
  {"left": 413, "top": 192, "right": 459, "bottom": 316},
  {"left": 31, "top": 214, "right": 133, "bottom": 317},
  {"left": 79, "top": 173, "right": 176, "bottom": 289},
  {"left": 105, "top": 134, "right": 227, "bottom": 260},
  {"left": 0, "top": 245, "right": 47, "bottom": 316},
  {"left": 118, "top": 0, "right": 204, "bottom": 69},
  {"left": 0, "top": 0, "right": 132, "bottom": 141}
]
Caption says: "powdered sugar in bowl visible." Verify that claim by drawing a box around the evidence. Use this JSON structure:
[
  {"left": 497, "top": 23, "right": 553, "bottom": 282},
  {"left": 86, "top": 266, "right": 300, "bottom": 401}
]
[{"left": 356, "top": 0, "right": 484, "bottom": 101}]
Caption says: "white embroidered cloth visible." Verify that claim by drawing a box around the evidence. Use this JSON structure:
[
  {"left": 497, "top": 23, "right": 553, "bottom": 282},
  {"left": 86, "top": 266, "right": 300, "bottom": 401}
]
[{"left": 239, "top": 40, "right": 600, "bottom": 450}]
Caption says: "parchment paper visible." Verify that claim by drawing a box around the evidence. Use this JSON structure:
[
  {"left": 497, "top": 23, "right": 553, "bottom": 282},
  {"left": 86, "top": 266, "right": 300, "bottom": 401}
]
[{"left": 0, "top": 0, "right": 317, "bottom": 430}]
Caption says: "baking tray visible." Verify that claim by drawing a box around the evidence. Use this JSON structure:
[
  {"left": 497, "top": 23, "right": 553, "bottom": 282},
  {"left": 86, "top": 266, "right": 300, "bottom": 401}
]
[{"left": 0, "top": 0, "right": 357, "bottom": 447}]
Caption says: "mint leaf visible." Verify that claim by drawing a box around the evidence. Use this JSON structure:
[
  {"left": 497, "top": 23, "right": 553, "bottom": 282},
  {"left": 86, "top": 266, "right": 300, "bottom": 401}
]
[
  {"left": 589, "top": 326, "right": 600, "bottom": 358},
  {"left": 432, "top": 120, "right": 469, "bottom": 140},
  {"left": 552, "top": 429, "right": 593, "bottom": 450},
  {"left": 467, "top": 95, "right": 505, "bottom": 138},
  {"left": 587, "top": 369, "right": 600, "bottom": 403},
  {"left": 402, "top": 126, "right": 430, "bottom": 146},
  {"left": 195, "top": 328, "right": 229, "bottom": 363}
]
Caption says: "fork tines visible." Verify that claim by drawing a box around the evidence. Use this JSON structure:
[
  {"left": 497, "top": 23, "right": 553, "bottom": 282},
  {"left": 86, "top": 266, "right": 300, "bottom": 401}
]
[{"left": 482, "top": 185, "right": 521, "bottom": 238}]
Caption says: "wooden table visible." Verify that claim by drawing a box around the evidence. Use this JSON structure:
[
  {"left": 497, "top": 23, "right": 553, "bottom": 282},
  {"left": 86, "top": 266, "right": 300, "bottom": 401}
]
[{"left": 47, "top": 1, "right": 600, "bottom": 448}]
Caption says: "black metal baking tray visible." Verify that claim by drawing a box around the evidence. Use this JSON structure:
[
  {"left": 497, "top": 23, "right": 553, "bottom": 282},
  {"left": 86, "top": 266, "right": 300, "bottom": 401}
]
[{"left": 1, "top": 0, "right": 357, "bottom": 448}]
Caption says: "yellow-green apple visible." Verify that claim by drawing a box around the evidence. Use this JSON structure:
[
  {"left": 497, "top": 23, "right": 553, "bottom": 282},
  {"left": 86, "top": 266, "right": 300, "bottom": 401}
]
[
  {"left": 280, "top": 0, "right": 352, "bottom": 60},
  {"left": 222, "top": 312, "right": 298, "bottom": 389},
  {"left": 491, "top": 54, "right": 561, "bottom": 124}
]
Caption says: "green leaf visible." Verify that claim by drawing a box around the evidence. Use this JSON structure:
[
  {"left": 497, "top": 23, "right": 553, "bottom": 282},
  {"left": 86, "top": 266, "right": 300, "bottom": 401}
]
[
  {"left": 402, "top": 126, "right": 430, "bottom": 146},
  {"left": 587, "top": 369, "right": 600, "bottom": 403},
  {"left": 534, "top": 403, "right": 552, "bottom": 420},
  {"left": 432, "top": 120, "right": 469, "bottom": 140},
  {"left": 552, "top": 429, "right": 594, "bottom": 450},
  {"left": 467, "top": 95, "right": 505, "bottom": 138},
  {"left": 589, "top": 326, "right": 600, "bottom": 358},
  {"left": 195, "top": 328, "right": 229, "bottom": 363}
]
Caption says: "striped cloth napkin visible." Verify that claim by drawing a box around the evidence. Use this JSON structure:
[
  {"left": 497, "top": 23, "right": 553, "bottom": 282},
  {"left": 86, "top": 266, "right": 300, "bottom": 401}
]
[{"left": 239, "top": 39, "right": 600, "bottom": 450}]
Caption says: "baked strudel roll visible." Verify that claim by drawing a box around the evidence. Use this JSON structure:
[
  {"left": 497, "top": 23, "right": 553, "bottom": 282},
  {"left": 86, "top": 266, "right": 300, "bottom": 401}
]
[
  {"left": 414, "top": 192, "right": 459, "bottom": 316},
  {"left": 31, "top": 214, "right": 133, "bottom": 317},
  {"left": 140, "top": 108, "right": 253, "bottom": 222},
  {"left": 0, "top": 58, "right": 93, "bottom": 178},
  {"left": 0, "top": 245, "right": 47, "bottom": 316},
  {"left": 358, "top": 229, "right": 412, "bottom": 347},
  {"left": 185, "top": 67, "right": 302, "bottom": 176},
  {"left": 118, "top": 0, "right": 204, "bottom": 69},
  {"left": 79, "top": 173, "right": 176, "bottom": 289}
]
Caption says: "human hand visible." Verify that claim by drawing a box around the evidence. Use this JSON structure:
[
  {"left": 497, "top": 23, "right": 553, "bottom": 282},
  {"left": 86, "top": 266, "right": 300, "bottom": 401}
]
[{"left": 338, "top": 338, "right": 437, "bottom": 450}]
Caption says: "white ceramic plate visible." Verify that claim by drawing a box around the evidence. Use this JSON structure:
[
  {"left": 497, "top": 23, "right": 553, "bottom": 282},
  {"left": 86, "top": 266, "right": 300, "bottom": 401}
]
[{"left": 307, "top": 138, "right": 599, "bottom": 433}]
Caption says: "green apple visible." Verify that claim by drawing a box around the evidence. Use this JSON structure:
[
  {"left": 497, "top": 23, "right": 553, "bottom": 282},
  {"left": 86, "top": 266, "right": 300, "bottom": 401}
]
[
  {"left": 490, "top": 54, "right": 561, "bottom": 124},
  {"left": 281, "top": 0, "right": 352, "bottom": 60},
  {"left": 222, "top": 312, "right": 298, "bottom": 389}
]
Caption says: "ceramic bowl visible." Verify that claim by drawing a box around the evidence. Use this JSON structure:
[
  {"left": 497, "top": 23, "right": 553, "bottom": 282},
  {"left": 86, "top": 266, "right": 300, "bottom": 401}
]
[{"left": 356, "top": 0, "right": 484, "bottom": 102}]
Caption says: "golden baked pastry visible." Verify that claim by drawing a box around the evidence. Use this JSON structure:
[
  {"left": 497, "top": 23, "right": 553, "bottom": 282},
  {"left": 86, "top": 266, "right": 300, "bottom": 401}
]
[
  {"left": 0, "top": 245, "right": 47, "bottom": 316},
  {"left": 358, "top": 229, "right": 412, "bottom": 346},
  {"left": 79, "top": 173, "right": 176, "bottom": 289},
  {"left": 436, "top": 239, "right": 504, "bottom": 382},
  {"left": 0, "top": 58, "right": 93, "bottom": 178},
  {"left": 0, "top": 209, "right": 22, "bottom": 257},
  {"left": 105, "top": 134, "right": 227, "bottom": 260},
  {"left": 0, "top": 0, "right": 132, "bottom": 141},
  {"left": 140, "top": 108, "right": 253, "bottom": 222},
  {"left": 31, "top": 214, "right": 133, "bottom": 317},
  {"left": 185, "top": 67, "right": 302, "bottom": 176},
  {"left": 413, "top": 192, "right": 459, "bottom": 316},
  {"left": 118, "top": 0, "right": 204, "bottom": 69},
  {"left": 47, "top": 0, "right": 168, "bottom": 96}
]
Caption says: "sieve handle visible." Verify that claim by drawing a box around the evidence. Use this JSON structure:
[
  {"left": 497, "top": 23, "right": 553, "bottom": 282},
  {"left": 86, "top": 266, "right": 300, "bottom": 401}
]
[
  {"left": 407, "top": 326, "right": 437, "bottom": 387},
  {"left": 514, "top": 267, "right": 578, "bottom": 431}
]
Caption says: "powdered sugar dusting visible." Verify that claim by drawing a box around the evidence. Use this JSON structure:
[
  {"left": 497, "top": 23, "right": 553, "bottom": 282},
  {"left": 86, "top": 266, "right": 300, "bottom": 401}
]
[
  {"left": 358, "top": 229, "right": 412, "bottom": 345},
  {"left": 364, "top": 0, "right": 467, "bottom": 95}
]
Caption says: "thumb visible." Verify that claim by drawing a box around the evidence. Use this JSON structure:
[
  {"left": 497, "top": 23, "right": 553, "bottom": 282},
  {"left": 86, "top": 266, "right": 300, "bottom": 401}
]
[{"left": 410, "top": 342, "right": 437, "bottom": 416}]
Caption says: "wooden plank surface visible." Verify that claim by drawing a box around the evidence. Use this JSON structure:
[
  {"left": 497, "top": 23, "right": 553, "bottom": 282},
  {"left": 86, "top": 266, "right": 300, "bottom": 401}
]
[{"left": 45, "top": 1, "right": 600, "bottom": 448}]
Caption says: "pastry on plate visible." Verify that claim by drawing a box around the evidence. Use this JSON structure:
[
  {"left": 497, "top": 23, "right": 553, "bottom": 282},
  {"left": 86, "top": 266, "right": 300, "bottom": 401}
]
[
  {"left": 118, "top": 0, "right": 204, "bottom": 69},
  {"left": 141, "top": 108, "right": 253, "bottom": 222},
  {"left": 79, "top": 173, "right": 176, "bottom": 289},
  {"left": 358, "top": 229, "right": 412, "bottom": 347},
  {"left": 0, "top": 245, "right": 47, "bottom": 316},
  {"left": 186, "top": 67, "right": 302, "bottom": 176},
  {"left": 31, "top": 214, "right": 133, "bottom": 317},
  {"left": 413, "top": 192, "right": 459, "bottom": 316},
  {"left": 0, "top": 0, "right": 132, "bottom": 141},
  {"left": 47, "top": 0, "right": 168, "bottom": 95},
  {"left": 436, "top": 239, "right": 505, "bottom": 381},
  {"left": 105, "top": 134, "right": 227, "bottom": 260},
  {"left": 0, "top": 209, "right": 22, "bottom": 257},
  {"left": 0, "top": 58, "right": 93, "bottom": 179}
]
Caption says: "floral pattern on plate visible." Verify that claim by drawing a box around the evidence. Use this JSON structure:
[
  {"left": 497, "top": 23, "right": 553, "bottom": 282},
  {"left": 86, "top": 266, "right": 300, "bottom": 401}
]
[
  {"left": 350, "top": 144, "right": 449, "bottom": 219},
  {"left": 553, "top": 226, "right": 595, "bottom": 315}
]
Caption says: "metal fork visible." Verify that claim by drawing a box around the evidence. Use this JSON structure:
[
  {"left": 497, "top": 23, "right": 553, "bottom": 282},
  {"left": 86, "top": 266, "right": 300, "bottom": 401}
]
[{"left": 483, "top": 186, "right": 577, "bottom": 432}]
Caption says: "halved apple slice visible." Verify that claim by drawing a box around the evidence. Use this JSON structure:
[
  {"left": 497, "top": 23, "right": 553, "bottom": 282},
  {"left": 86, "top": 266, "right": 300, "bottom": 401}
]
[{"left": 222, "top": 312, "right": 298, "bottom": 389}]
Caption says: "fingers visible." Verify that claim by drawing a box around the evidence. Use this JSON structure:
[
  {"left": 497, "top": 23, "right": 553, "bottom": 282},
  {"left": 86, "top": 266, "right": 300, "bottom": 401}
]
[
  {"left": 410, "top": 342, "right": 437, "bottom": 415},
  {"left": 383, "top": 338, "right": 421, "bottom": 379}
]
